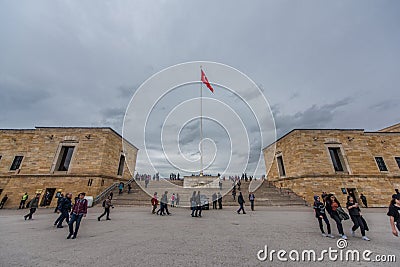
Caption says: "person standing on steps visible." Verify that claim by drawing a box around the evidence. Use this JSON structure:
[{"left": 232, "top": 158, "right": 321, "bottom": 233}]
[
  {"left": 24, "top": 194, "right": 40, "bottom": 220},
  {"left": 19, "top": 192, "right": 28, "bottom": 209},
  {"left": 249, "top": 192, "right": 255, "bottom": 211},
  {"left": 151, "top": 192, "right": 158, "bottom": 214},
  {"left": 109, "top": 192, "right": 113, "bottom": 200},
  {"left": 118, "top": 182, "right": 124, "bottom": 195},
  {"left": 98, "top": 195, "right": 113, "bottom": 221},
  {"left": 128, "top": 183, "right": 132, "bottom": 194},
  {"left": 55, "top": 193, "right": 72, "bottom": 228},
  {"left": 171, "top": 193, "right": 176, "bottom": 207},
  {"left": 325, "top": 194, "right": 348, "bottom": 240},
  {"left": 68, "top": 192, "right": 88, "bottom": 239},
  {"left": 346, "top": 196, "right": 370, "bottom": 241},
  {"left": 218, "top": 192, "right": 223, "bottom": 209},
  {"left": 313, "top": 195, "right": 334, "bottom": 238},
  {"left": 232, "top": 187, "right": 236, "bottom": 201},
  {"left": 237, "top": 191, "right": 246, "bottom": 214}
]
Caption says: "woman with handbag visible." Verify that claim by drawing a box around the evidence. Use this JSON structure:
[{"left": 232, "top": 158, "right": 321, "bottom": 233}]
[
  {"left": 325, "top": 194, "right": 348, "bottom": 240},
  {"left": 346, "top": 196, "right": 370, "bottom": 241}
]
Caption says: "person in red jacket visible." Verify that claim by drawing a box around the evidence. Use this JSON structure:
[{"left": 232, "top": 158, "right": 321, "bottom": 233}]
[
  {"left": 67, "top": 192, "right": 88, "bottom": 239},
  {"left": 151, "top": 192, "right": 158, "bottom": 214}
]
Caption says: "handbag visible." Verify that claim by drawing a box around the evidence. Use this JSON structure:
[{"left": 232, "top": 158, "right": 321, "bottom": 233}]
[{"left": 337, "top": 207, "right": 350, "bottom": 220}]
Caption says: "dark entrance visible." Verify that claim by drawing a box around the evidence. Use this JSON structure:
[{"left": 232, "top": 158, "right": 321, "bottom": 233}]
[
  {"left": 41, "top": 188, "right": 56, "bottom": 206},
  {"left": 346, "top": 188, "right": 359, "bottom": 203}
]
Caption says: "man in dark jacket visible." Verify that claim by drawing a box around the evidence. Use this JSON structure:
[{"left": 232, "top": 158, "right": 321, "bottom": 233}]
[
  {"left": 98, "top": 195, "right": 113, "bottom": 221},
  {"left": 218, "top": 192, "right": 223, "bottom": 209},
  {"left": 54, "top": 193, "right": 64, "bottom": 213},
  {"left": 24, "top": 194, "right": 40, "bottom": 220},
  {"left": 54, "top": 193, "right": 72, "bottom": 228},
  {"left": 237, "top": 192, "right": 246, "bottom": 214}
]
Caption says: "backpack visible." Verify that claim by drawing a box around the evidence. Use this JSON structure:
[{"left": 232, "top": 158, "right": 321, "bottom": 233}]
[{"left": 102, "top": 200, "right": 106, "bottom": 207}]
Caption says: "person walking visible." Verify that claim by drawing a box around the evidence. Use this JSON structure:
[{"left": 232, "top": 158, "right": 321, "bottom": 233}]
[
  {"left": 191, "top": 191, "right": 197, "bottom": 217},
  {"left": 24, "top": 194, "right": 40, "bottom": 220},
  {"left": 54, "top": 193, "right": 64, "bottom": 213},
  {"left": 346, "top": 196, "right": 370, "bottom": 241},
  {"left": 237, "top": 192, "right": 246, "bottom": 214},
  {"left": 388, "top": 194, "right": 400, "bottom": 237},
  {"left": 360, "top": 194, "right": 368, "bottom": 208},
  {"left": 19, "top": 192, "right": 28, "bottom": 209},
  {"left": 0, "top": 194, "right": 8, "bottom": 209},
  {"left": 232, "top": 187, "right": 236, "bottom": 201},
  {"left": 159, "top": 191, "right": 170, "bottom": 216},
  {"left": 55, "top": 193, "right": 72, "bottom": 228},
  {"left": 98, "top": 195, "right": 113, "bottom": 221},
  {"left": 195, "top": 191, "right": 202, "bottom": 217},
  {"left": 68, "top": 192, "right": 88, "bottom": 239},
  {"left": 176, "top": 193, "right": 180, "bottom": 206},
  {"left": 325, "top": 194, "right": 347, "bottom": 240},
  {"left": 218, "top": 192, "right": 223, "bottom": 209},
  {"left": 249, "top": 192, "right": 255, "bottom": 211},
  {"left": 313, "top": 195, "right": 334, "bottom": 238},
  {"left": 212, "top": 193, "right": 217, "bottom": 209},
  {"left": 118, "top": 182, "right": 124, "bottom": 195},
  {"left": 151, "top": 192, "right": 158, "bottom": 214},
  {"left": 128, "top": 183, "right": 132, "bottom": 194}
]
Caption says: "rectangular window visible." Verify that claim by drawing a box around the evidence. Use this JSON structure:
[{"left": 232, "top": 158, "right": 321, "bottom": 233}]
[
  {"left": 10, "top": 156, "right": 23, "bottom": 170},
  {"left": 328, "top": 147, "right": 344, "bottom": 172},
  {"left": 277, "top": 155, "right": 286, "bottom": 177},
  {"left": 117, "top": 155, "right": 125, "bottom": 176},
  {"left": 375, "top": 157, "right": 388, "bottom": 172},
  {"left": 395, "top": 157, "right": 400, "bottom": 169},
  {"left": 56, "top": 146, "right": 75, "bottom": 171}
]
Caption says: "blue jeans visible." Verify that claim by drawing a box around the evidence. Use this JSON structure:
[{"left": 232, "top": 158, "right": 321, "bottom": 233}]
[{"left": 68, "top": 213, "right": 83, "bottom": 236}]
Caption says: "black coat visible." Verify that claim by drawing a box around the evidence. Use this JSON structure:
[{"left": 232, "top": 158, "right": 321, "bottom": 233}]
[
  {"left": 238, "top": 194, "right": 245, "bottom": 204},
  {"left": 58, "top": 197, "right": 72, "bottom": 212}
]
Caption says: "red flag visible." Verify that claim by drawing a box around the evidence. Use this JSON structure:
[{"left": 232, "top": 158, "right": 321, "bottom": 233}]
[{"left": 201, "top": 69, "right": 214, "bottom": 93}]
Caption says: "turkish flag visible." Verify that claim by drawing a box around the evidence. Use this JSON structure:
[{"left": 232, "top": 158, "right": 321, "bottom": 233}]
[{"left": 201, "top": 69, "right": 214, "bottom": 93}]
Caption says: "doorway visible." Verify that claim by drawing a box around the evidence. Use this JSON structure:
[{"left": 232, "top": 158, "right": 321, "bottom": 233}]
[
  {"left": 346, "top": 188, "right": 359, "bottom": 203},
  {"left": 41, "top": 188, "right": 56, "bottom": 206}
]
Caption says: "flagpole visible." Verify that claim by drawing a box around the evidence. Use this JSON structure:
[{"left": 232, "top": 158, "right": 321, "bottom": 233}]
[{"left": 200, "top": 66, "right": 203, "bottom": 176}]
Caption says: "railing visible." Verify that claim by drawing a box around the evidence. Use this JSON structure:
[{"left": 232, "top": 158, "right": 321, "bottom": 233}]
[{"left": 93, "top": 182, "right": 118, "bottom": 206}]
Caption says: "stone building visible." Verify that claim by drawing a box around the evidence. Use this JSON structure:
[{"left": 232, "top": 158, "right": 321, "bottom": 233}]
[
  {"left": 263, "top": 123, "right": 400, "bottom": 207},
  {"left": 0, "top": 127, "right": 137, "bottom": 208}
]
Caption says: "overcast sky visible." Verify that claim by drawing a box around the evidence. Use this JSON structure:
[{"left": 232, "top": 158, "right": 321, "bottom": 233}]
[{"left": 1, "top": 1, "right": 399, "bottom": 177}]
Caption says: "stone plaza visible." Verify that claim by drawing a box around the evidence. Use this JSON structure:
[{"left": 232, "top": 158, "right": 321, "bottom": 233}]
[{"left": 0, "top": 206, "right": 398, "bottom": 267}]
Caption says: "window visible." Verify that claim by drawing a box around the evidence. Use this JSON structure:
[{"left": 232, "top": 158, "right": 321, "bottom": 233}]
[
  {"left": 10, "top": 156, "right": 23, "bottom": 170},
  {"left": 375, "top": 157, "right": 388, "bottom": 172},
  {"left": 277, "top": 155, "right": 286, "bottom": 177},
  {"left": 117, "top": 155, "right": 125, "bottom": 176},
  {"left": 395, "top": 157, "right": 400, "bottom": 169},
  {"left": 56, "top": 146, "right": 75, "bottom": 171},
  {"left": 328, "top": 147, "right": 344, "bottom": 172}
]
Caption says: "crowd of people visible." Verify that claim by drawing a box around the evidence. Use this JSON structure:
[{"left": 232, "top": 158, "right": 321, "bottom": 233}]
[{"left": 1, "top": 183, "right": 400, "bottom": 242}]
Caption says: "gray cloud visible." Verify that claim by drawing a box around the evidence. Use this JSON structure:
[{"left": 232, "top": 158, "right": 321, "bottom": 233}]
[
  {"left": 273, "top": 98, "right": 353, "bottom": 138},
  {"left": 0, "top": 1, "right": 399, "bottom": 176}
]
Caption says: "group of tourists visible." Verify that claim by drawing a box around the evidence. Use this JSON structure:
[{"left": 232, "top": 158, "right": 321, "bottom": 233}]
[{"left": 313, "top": 192, "right": 372, "bottom": 241}]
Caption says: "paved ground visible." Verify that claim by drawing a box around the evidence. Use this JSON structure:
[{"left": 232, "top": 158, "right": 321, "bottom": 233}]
[{"left": 0, "top": 206, "right": 398, "bottom": 267}]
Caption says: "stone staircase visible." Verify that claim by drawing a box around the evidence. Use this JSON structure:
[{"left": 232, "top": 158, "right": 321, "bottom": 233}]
[{"left": 107, "top": 178, "right": 307, "bottom": 207}]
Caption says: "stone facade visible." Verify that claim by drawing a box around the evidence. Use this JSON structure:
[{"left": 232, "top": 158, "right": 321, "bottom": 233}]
[
  {"left": 0, "top": 127, "right": 137, "bottom": 208},
  {"left": 263, "top": 126, "right": 400, "bottom": 207}
]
